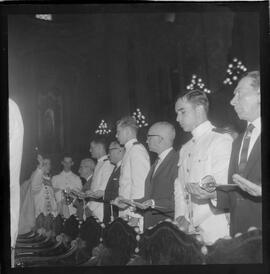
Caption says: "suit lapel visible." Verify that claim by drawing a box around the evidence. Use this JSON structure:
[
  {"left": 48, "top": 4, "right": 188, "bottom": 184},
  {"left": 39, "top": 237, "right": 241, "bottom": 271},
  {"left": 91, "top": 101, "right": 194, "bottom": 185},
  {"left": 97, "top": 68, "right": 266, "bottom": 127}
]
[
  {"left": 152, "top": 149, "right": 174, "bottom": 180},
  {"left": 230, "top": 134, "right": 243, "bottom": 176},
  {"left": 144, "top": 169, "right": 153, "bottom": 200},
  {"left": 243, "top": 135, "right": 261, "bottom": 177}
]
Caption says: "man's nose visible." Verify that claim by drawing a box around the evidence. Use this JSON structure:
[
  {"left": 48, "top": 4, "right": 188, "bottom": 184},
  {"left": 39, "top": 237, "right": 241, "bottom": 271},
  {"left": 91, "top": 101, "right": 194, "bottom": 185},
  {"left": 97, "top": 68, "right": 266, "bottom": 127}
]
[{"left": 230, "top": 96, "right": 236, "bottom": 106}]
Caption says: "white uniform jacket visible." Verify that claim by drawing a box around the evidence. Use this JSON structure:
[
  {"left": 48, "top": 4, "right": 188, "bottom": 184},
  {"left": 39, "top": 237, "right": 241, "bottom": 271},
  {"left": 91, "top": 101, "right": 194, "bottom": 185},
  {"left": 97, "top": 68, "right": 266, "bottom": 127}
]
[
  {"left": 118, "top": 138, "right": 150, "bottom": 226},
  {"left": 174, "top": 121, "right": 232, "bottom": 244},
  {"left": 88, "top": 155, "right": 114, "bottom": 221}
]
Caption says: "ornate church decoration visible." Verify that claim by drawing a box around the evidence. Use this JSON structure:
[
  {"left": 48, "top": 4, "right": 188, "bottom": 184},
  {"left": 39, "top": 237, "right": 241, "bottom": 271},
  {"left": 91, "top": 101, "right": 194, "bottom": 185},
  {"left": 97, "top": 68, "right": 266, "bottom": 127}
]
[
  {"left": 132, "top": 108, "right": 148, "bottom": 128},
  {"left": 223, "top": 57, "right": 247, "bottom": 86},
  {"left": 186, "top": 74, "right": 211, "bottom": 94},
  {"left": 95, "top": 120, "right": 111, "bottom": 135}
]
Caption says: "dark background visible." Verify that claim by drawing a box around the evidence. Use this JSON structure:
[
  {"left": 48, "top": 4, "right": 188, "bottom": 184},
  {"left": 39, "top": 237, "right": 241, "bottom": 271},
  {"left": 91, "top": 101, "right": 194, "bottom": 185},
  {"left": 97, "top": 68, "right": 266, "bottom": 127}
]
[{"left": 7, "top": 4, "right": 260, "bottom": 182}]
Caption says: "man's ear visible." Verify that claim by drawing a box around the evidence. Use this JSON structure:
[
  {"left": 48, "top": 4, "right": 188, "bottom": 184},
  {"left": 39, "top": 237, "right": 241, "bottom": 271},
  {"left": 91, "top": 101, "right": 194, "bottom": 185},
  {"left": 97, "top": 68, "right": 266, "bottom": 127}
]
[
  {"left": 195, "top": 104, "right": 204, "bottom": 116},
  {"left": 257, "top": 88, "right": 260, "bottom": 104}
]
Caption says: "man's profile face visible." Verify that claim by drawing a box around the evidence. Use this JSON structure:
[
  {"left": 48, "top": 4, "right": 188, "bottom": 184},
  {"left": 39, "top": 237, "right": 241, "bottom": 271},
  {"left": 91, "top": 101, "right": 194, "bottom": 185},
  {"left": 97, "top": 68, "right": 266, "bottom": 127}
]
[
  {"left": 62, "top": 157, "right": 73, "bottom": 171},
  {"left": 116, "top": 125, "right": 128, "bottom": 145},
  {"left": 78, "top": 161, "right": 92, "bottom": 178},
  {"left": 43, "top": 159, "right": 51, "bottom": 174},
  {"left": 230, "top": 77, "right": 260, "bottom": 122},
  {"left": 175, "top": 98, "right": 198, "bottom": 132},
  {"left": 146, "top": 126, "right": 162, "bottom": 153},
  {"left": 89, "top": 141, "right": 99, "bottom": 159},
  {"left": 108, "top": 143, "right": 122, "bottom": 164}
]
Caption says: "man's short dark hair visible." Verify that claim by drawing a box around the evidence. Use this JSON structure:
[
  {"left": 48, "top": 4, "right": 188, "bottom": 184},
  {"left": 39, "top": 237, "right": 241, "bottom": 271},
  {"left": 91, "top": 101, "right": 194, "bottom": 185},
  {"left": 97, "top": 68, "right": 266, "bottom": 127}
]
[
  {"left": 116, "top": 116, "right": 138, "bottom": 134},
  {"left": 91, "top": 135, "right": 108, "bottom": 152},
  {"left": 176, "top": 89, "right": 209, "bottom": 114},
  {"left": 241, "top": 71, "right": 260, "bottom": 91},
  {"left": 62, "top": 153, "right": 73, "bottom": 160}
]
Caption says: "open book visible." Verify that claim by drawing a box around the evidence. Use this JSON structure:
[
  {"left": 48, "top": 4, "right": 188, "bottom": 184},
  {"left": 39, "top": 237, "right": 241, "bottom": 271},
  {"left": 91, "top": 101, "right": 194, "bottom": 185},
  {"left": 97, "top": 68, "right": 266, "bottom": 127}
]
[{"left": 119, "top": 198, "right": 166, "bottom": 209}]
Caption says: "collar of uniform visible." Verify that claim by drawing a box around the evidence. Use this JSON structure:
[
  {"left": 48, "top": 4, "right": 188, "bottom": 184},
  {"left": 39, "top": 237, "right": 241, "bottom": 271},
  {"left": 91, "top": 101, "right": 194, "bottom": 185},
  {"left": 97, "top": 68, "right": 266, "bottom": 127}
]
[
  {"left": 86, "top": 174, "right": 93, "bottom": 182},
  {"left": 158, "top": 147, "right": 173, "bottom": 162},
  {"left": 125, "top": 138, "right": 137, "bottom": 150},
  {"left": 116, "top": 160, "right": 122, "bottom": 169},
  {"left": 97, "top": 155, "right": 108, "bottom": 163},
  {"left": 248, "top": 117, "right": 261, "bottom": 133},
  {"left": 191, "top": 120, "right": 213, "bottom": 140}
]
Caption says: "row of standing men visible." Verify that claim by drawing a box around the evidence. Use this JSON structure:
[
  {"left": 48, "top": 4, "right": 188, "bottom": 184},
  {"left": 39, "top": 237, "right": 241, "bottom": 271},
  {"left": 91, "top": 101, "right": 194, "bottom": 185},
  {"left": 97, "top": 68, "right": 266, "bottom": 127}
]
[{"left": 18, "top": 70, "right": 261, "bottom": 246}]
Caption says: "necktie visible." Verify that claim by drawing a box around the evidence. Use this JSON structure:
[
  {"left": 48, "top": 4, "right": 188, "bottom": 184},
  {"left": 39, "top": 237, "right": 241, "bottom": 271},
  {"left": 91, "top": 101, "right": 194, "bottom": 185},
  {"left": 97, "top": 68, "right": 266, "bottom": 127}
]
[
  {"left": 238, "top": 123, "right": 255, "bottom": 175},
  {"left": 150, "top": 157, "right": 160, "bottom": 180}
]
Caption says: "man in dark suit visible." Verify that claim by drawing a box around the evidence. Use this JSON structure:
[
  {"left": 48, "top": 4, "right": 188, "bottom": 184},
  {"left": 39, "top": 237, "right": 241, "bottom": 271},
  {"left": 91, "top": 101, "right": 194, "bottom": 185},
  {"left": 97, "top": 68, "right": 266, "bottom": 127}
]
[
  {"left": 103, "top": 141, "right": 125, "bottom": 224},
  {"left": 78, "top": 158, "right": 96, "bottom": 192},
  {"left": 134, "top": 122, "right": 179, "bottom": 229},
  {"left": 186, "top": 71, "right": 261, "bottom": 236}
]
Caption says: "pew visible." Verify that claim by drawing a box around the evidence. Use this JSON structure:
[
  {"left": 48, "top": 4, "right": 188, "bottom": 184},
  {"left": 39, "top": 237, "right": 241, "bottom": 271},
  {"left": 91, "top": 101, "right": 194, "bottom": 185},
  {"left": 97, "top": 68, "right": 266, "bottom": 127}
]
[
  {"left": 128, "top": 219, "right": 205, "bottom": 265},
  {"left": 85, "top": 217, "right": 139, "bottom": 266},
  {"left": 15, "top": 215, "right": 263, "bottom": 266},
  {"left": 205, "top": 227, "right": 262, "bottom": 264}
]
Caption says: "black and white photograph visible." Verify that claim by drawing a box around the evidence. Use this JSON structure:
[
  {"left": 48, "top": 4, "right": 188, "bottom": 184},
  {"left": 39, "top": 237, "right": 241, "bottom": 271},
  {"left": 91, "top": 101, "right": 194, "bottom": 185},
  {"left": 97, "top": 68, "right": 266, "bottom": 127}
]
[{"left": 3, "top": 1, "right": 269, "bottom": 270}]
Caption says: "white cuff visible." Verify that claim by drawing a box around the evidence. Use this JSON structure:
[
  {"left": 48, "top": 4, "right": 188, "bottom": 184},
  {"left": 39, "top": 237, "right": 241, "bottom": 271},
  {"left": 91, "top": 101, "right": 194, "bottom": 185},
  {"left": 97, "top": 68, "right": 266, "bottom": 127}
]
[{"left": 210, "top": 198, "right": 217, "bottom": 207}]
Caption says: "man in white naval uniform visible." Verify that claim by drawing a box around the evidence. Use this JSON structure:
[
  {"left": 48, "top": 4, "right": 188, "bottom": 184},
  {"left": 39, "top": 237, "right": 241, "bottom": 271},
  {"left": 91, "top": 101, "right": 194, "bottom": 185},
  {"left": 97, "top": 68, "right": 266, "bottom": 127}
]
[
  {"left": 174, "top": 89, "right": 232, "bottom": 244},
  {"left": 52, "top": 155, "right": 82, "bottom": 218},
  {"left": 86, "top": 137, "right": 114, "bottom": 222},
  {"left": 114, "top": 116, "right": 150, "bottom": 231}
]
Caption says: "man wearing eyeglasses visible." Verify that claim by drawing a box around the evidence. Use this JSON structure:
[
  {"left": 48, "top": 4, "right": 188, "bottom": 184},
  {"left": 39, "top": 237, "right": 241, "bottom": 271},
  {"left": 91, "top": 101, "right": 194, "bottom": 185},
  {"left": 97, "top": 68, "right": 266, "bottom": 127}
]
[
  {"left": 134, "top": 122, "right": 179, "bottom": 229},
  {"left": 103, "top": 140, "right": 125, "bottom": 224},
  {"left": 174, "top": 89, "right": 233, "bottom": 244}
]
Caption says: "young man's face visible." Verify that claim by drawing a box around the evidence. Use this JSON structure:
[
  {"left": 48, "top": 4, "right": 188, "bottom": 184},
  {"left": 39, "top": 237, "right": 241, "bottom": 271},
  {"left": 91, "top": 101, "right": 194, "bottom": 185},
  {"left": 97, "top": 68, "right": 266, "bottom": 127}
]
[
  {"left": 175, "top": 98, "right": 199, "bottom": 132},
  {"left": 89, "top": 141, "right": 100, "bottom": 159},
  {"left": 116, "top": 125, "right": 129, "bottom": 145},
  {"left": 62, "top": 157, "right": 73, "bottom": 172}
]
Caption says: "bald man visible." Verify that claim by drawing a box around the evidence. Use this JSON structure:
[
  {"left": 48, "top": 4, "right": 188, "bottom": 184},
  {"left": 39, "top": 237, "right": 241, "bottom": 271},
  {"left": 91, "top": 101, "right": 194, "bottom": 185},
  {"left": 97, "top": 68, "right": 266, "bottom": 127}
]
[
  {"left": 73, "top": 158, "right": 96, "bottom": 220},
  {"left": 134, "top": 122, "right": 179, "bottom": 229},
  {"left": 78, "top": 158, "right": 96, "bottom": 192}
]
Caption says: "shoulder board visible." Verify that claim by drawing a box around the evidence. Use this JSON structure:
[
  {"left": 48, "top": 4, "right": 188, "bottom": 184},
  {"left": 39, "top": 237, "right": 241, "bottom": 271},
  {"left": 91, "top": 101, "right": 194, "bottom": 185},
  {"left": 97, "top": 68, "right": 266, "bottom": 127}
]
[
  {"left": 103, "top": 158, "right": 109, "bottom": 162},
  {"left": 132, "top": 141, "right": 141, "bottom": 145},
  {"left": 212, "top": 128, "right": 230, "bottom": 134}
]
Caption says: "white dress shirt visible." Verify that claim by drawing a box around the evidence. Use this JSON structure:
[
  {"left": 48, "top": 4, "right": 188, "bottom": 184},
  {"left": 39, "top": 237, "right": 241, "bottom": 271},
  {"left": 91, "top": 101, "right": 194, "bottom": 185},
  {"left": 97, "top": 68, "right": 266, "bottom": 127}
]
[
  {"left": 174, "top": 120, "right": 232, "bottom": 244},
  {"left": 9, "top": 99, "right": 24, "bottom": 249},
  {"left": 88, "top": 155, "right": 114, "bottom": 221},
  {"left": 118, "top": 138, "right": 150, "bottom": 230},
  {"left": 238, "top": 117, "right": 261, "bottom": 164},
  {"left": 153, "top": 147, "right": 173, "bottom": 176}
]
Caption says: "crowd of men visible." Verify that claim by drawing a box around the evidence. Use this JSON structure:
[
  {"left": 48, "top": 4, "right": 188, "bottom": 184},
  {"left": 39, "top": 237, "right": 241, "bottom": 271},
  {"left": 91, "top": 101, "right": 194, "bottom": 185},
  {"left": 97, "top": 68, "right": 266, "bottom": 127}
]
[{"left": 12, "top": 71, "right": 261, "bottom": 259}]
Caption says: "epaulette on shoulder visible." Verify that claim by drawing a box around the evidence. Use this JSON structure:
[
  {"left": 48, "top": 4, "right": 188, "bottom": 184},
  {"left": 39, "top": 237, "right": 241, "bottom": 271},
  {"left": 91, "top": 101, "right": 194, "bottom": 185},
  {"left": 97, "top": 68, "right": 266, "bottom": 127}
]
[
  {"left": 133, "top": 141, "right": 141, "bottom": 145},
  {"left": 103, "top": 158, "right": 109, "bottom": 162},
  {"left": 212, "top": 128, "right": 230, "bottom": 134}
]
